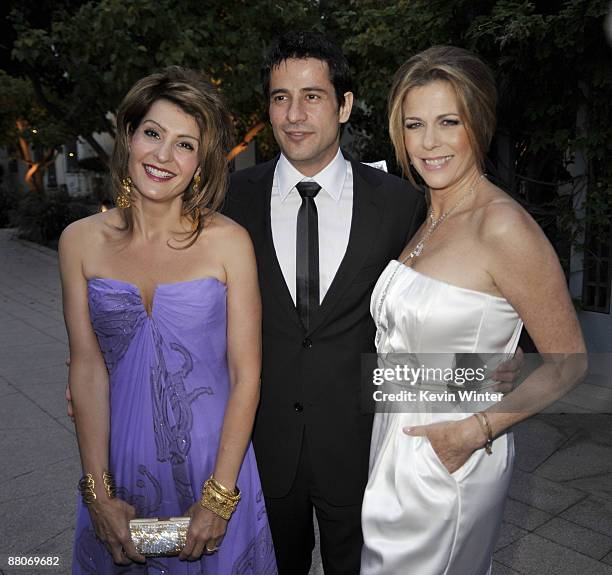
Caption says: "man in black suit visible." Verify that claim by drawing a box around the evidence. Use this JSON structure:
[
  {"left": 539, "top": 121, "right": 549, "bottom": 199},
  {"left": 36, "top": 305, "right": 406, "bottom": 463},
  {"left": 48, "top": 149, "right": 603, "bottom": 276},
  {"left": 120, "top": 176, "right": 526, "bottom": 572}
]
[{"left": 224, "top": 32, "right": 425, "bottom": 574}]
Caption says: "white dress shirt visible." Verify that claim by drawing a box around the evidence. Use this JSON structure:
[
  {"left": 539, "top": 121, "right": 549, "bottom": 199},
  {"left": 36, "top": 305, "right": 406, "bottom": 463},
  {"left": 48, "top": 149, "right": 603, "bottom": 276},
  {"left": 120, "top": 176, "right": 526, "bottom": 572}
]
[{"left": 271, "top": 148, "right": 354, "bottom": 304}]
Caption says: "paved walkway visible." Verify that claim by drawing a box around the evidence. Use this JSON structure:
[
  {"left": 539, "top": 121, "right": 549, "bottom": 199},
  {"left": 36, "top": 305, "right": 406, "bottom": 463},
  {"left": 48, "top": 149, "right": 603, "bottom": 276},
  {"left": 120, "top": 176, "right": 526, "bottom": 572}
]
[{"left": 0, "top": 228, "right": 611, "bottom": 575}]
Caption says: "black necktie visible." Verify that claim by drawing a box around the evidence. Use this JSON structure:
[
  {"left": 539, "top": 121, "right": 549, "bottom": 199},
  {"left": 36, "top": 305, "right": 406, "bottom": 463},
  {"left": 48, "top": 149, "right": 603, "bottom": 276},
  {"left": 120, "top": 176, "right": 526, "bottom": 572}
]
[{"left": 296, "top": 181, "right": 321, "bottom": 330}]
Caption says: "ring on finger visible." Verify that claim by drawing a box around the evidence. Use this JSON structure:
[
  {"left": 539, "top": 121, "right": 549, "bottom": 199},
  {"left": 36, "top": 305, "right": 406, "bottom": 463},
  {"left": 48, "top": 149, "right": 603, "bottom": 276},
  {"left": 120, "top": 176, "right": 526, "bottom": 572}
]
[{"left": 205, "top": 544, "right": 219, "bottom": 553}]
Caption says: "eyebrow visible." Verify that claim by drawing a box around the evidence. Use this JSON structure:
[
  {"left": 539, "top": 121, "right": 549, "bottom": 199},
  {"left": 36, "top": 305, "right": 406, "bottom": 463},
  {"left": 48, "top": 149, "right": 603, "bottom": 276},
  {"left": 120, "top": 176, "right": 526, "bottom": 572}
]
[
  {"left": 404, "top": 113, "right": 460, "bottom": 121},
  {"left": 270, "top": 87, "right": 329, "bottom": 96},
  {"left": 142, "top": 118, "right": 199, "bottom": 141}
]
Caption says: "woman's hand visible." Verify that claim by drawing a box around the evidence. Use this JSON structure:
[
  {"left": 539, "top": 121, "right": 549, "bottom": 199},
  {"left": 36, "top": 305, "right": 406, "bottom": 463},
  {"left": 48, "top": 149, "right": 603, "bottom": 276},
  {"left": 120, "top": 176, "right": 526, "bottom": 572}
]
[
  {"left": 179, "top": 503, "right": 228, "bottom": 561},
  {"left": 87, "top": 498, "right": 145, "bottom": 565},
  {"left": 404, "top": 417, "right": 485, "bottom": 475}
]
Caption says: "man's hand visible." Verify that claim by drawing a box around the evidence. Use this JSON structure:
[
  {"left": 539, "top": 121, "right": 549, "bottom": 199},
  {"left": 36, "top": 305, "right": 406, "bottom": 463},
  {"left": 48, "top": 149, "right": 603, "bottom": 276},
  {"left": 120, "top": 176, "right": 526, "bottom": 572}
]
[{"left": 490, "top": 347, "right": 524, "bottom": 394}]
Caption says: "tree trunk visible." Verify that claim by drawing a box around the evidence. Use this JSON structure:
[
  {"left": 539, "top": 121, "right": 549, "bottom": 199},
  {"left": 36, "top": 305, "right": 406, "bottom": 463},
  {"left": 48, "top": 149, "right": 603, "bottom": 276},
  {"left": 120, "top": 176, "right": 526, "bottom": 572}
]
[
  {"left": 82, "top": 134, "right": 110, "bottom": 167},
  {"left": 15, "top": 119, "right": 42, "bottom": 194}
]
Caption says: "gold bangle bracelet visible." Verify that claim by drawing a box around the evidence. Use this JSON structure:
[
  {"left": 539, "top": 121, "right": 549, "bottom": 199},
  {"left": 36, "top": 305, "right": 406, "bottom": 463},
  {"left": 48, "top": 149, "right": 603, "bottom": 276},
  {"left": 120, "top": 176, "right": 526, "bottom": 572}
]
[
  {"left": 200, "top": 476, "right": 241, "bottom": 520},
  {"left": 78, "top": 474, "right": 97, "bottom": 504},
  {"left": 103, "top": 471, "right": 117, "bottom": 498},
  {"left": 473, "top": 412, "right": 493, "bottom": 455},
  {"left": 207, "top": 476, "right": 240, "bottom": 499},
  {"left": 78, "top": 471, "right": 116, "bottom": 504}
]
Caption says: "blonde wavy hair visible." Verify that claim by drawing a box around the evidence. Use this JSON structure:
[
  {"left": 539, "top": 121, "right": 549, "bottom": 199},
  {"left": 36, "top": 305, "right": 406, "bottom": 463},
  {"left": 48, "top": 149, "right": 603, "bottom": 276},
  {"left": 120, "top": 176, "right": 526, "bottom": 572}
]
[{"left": 388, "top": 46, "right": 497, "bottom": 186}]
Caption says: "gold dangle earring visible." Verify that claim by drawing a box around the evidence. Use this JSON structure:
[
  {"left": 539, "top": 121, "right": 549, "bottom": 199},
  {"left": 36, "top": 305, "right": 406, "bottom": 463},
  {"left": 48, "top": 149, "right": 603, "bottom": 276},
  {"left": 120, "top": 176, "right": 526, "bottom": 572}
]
[
  {"left": 117, "top": 176, "right": 133, "bottom": 209},
  {"left": 191, "top": 174, "right": 202, "bottom": 231},
  {"left": 192, "top": 173, "right": 201, "bottom": 195}
]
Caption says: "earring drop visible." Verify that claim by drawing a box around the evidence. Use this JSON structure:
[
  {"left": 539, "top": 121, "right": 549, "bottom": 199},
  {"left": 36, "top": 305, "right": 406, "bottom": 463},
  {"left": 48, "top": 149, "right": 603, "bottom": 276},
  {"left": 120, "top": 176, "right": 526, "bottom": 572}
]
[
  {"left": 190, "top": 174, "right": 202, "bottom": 231},
  {"left": 192, "top": 173, "right": 201, "bottom": 195},
  {"left": 117, "top": 177, "right": 133, "bottom": 209}
]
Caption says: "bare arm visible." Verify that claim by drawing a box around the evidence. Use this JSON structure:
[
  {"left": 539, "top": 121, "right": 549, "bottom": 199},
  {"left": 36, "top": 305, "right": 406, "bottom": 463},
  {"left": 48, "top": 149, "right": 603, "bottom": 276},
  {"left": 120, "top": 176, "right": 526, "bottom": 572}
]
[
  {"left": 60, "top": 222, "right": 110, "bottom": 495},
  {"left": 181, "top": 222, "right": 261, "bottom": 559},
  {"left": 479, "top": 203, "right": 586, "bottom": 433},
  {"left": 406, "top": 202, "right": 586, "bottom": 471},
  {"left": 212, "top": 226, "right": 262, "bottom": 488},
  {"left": 59, "top": 222, "right": 143, "bottom": 564}
]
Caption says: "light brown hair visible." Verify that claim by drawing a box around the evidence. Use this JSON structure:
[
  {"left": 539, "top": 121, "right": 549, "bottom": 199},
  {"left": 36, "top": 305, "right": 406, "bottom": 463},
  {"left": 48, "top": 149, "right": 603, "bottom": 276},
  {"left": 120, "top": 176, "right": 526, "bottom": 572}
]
[
  {"left": 388, "top": 46, "right": 497, "bottom": 185},
  {"left": 111, "top": 66, "right": 232, "bottom": 246}
]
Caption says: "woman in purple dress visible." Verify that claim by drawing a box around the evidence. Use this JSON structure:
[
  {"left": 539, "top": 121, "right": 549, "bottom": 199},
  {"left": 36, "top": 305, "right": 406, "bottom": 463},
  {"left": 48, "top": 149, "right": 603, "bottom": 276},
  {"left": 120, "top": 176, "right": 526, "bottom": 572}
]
[{"left": 60, "top": 67, "right": 277, "bottom": 574}]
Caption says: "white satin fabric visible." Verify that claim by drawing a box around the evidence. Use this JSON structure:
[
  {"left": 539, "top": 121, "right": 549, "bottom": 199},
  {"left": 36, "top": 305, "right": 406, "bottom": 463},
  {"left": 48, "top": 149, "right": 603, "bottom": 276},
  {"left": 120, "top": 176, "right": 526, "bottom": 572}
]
[{"left": 361, "top": 260, "right": 523, "bottom": 575}]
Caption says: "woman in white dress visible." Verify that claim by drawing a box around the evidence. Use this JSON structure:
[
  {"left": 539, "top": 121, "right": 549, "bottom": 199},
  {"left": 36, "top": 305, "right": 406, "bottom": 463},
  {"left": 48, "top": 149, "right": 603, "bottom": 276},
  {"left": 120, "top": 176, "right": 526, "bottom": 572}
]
[{"left": 361, "top": 46, "right": 586, "bottom": 575}]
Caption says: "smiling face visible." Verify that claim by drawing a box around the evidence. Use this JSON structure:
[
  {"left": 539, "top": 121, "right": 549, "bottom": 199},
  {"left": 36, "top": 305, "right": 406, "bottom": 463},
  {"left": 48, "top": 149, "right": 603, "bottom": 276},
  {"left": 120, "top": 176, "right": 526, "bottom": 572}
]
[
  {"left": 402, "top": 80, "right": 479, "bottom": 193},
  {"left": 127, "top": 98, "right": 201, "bottom": 204},
  {"left": 268, "top": 58, "right": 353, "bottom": 177}
]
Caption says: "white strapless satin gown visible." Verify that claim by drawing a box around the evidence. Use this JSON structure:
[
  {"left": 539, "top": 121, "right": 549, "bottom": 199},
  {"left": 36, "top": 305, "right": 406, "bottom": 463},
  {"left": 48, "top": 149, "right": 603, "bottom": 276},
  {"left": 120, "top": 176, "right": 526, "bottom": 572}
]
[{"left": 361, "top": 260, "right": 523, "bottom": 575}]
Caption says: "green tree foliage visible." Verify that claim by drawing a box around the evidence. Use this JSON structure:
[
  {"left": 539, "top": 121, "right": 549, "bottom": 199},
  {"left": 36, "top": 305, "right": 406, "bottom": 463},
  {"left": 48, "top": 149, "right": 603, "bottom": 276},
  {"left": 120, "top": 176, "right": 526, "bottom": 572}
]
[
  {"left": 8, "top": 0, "right": 320, "bottom": 164},
  {"left": 4, "top": 0, "right": 610, "bottom": 256},
  {"left": 0, "top": 70, "right": 71, "bottom": 192},
  {"left": 334, "top": 0, "right": 609, "bottom": 170},
  {"left": 331, "top": 0, "right": 611, "bottom": 261}
]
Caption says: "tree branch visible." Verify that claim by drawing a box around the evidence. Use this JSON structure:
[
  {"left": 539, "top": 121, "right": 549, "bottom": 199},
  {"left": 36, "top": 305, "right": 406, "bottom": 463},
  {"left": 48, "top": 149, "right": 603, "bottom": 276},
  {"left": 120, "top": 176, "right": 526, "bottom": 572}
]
[
  {"left": 27, "top": 71, "right": 110, "bottom": 166},
  {"left": 80, "top": 134, "right": 110, "bottom": 167}
]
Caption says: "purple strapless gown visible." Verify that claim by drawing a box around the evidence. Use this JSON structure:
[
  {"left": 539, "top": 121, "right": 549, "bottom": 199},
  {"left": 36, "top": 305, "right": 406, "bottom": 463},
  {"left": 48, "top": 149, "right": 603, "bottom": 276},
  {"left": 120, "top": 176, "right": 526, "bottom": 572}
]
[{"left": 72, "top": 277, "right": 277, "bottom": 574}]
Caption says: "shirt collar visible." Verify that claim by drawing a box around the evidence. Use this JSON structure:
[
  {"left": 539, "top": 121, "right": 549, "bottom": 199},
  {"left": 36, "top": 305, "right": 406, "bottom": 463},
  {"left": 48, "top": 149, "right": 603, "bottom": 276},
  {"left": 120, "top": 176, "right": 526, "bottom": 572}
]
[{"left": 276, "top": 148, "right": 347, "bottom": 202}]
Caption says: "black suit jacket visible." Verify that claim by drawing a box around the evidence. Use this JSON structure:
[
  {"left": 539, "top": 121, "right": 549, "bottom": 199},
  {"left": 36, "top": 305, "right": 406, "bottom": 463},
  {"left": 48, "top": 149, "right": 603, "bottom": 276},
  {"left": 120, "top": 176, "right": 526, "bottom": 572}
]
[{"left": 224, "top": 153, "right": 425, "bottom": 505}]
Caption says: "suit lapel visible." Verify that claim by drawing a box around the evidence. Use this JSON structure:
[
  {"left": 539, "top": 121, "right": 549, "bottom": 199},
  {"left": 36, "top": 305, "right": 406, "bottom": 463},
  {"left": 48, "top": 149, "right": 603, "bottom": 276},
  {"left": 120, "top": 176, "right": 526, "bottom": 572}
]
[
  {"left": 246, "top": 159, "right": 304, "bottom": 330},
  {"left": 307, "top": 157, "right": 384, "bottom": 335}
]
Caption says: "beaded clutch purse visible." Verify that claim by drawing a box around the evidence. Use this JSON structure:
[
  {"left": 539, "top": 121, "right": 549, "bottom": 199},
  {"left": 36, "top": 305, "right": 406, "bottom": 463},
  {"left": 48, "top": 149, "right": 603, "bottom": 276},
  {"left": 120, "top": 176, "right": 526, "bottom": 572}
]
[{"left": 129, "top": 517, "right": 190, "bottom": 557}]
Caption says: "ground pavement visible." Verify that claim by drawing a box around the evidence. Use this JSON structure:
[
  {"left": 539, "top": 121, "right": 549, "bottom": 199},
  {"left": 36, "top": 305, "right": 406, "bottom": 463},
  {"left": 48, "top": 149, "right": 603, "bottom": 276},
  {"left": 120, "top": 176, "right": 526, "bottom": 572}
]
[{"left": 0, "top": 227, "right": 611, "bottom": 575}]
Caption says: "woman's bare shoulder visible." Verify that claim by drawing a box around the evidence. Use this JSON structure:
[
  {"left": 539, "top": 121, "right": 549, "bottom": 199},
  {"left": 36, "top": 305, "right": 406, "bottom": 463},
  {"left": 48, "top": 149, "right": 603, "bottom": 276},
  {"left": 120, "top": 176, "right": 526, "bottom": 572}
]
[
  {"left": 59, "top": 209, "right": 123, "bottom": 254},
  {"left": 475, "top": 188, "right": 541, "bottom": 245},
  {"left": 62, "top": 208, "right": 123, "bottom": 235},
  {"left": 202, "top": 211, "right": 251, "bottom": 245},
  {"left": 193, "top": 211, "right": 253, "bottom": 268},
  {"left": 473, "top": 185, "right": 558, "bottom": 277}
]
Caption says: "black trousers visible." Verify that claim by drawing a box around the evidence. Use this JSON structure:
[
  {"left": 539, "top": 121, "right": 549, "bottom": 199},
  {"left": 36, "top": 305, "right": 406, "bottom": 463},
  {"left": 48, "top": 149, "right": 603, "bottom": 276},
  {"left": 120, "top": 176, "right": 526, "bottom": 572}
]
[{"left": 264, "top": 435, "right": 363, "bottom": 575}]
